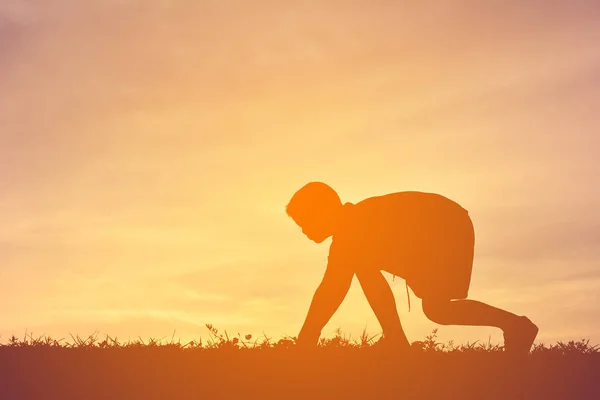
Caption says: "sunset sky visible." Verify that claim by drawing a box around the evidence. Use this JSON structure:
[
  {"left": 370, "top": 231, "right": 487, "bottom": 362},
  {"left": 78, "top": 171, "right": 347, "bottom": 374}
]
[{"left": 1, "top": 1, "right": 599, "bottom": 346}]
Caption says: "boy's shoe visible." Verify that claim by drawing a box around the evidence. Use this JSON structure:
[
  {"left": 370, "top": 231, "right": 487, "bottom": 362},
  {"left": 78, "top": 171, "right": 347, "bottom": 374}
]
[{"left": 503, "top": 316, "right": 539, "bottom": 355}]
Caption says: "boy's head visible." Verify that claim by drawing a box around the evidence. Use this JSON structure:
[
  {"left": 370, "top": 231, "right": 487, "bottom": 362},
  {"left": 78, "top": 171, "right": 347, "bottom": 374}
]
[{"left": 286, "top": 182, "right": 342, "bottom": 243}]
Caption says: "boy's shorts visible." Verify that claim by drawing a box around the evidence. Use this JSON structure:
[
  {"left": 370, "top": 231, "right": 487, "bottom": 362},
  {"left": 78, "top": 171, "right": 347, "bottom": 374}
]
[{"left": 405, "top": 214, "right": 475, "bottom": 301}]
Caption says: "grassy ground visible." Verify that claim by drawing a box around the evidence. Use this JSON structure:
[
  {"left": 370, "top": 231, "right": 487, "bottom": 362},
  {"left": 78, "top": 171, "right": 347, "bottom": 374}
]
[{"left": 1, "top": 326, "right": 598, "bottom": 400}]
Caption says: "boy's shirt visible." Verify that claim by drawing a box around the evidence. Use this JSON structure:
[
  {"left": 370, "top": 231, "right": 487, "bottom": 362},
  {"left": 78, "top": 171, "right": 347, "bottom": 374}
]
[{"left": 327, "top": 191, "right": 471, "bottom": 281}]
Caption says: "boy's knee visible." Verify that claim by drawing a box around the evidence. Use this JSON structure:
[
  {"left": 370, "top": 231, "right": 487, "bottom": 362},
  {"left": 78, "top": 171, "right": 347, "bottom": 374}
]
[{"left": 422, "top": 298, "right": 451, "bottom": 324}]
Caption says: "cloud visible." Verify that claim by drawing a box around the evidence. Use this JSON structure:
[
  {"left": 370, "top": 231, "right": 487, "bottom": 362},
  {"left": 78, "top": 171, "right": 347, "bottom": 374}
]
[{"left": 477, "top": 218, "right": 600, "bottom": 263}]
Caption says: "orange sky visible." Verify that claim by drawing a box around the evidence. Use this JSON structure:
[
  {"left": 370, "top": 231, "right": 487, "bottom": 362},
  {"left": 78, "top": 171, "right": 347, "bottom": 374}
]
[{"left": 1, "top": 1, "right": 599, "bottom": 346}]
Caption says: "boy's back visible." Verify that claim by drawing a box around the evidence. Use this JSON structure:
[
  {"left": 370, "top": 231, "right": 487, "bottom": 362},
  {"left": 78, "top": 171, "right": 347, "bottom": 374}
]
[{"left": 329, "top": 191, "right": 474, "bottom": 299}]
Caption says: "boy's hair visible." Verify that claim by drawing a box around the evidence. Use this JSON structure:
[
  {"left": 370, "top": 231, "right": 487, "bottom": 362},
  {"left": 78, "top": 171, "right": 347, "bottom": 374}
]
[{"left": 286, "top": 182, "right": 341, "bottom": 219}]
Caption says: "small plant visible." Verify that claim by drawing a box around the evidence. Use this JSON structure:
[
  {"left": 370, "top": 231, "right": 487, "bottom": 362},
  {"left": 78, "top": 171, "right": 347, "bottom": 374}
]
[
  {"left": 412, "top": 328, "right": 442, "bottom": 352},
  {"left": 357, "top": 327, "right": 381, "bottom": 347}
]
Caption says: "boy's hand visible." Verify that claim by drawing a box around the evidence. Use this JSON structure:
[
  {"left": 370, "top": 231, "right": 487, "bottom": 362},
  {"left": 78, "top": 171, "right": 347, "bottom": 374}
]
[{"left": 372, "top": 336, "right": 412, "bottom": 354}]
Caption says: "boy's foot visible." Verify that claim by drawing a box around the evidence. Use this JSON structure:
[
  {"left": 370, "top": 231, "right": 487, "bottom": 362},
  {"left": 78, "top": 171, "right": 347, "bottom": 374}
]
[{"left": 503, "top": 316, "right": 538, "bottom": 355}]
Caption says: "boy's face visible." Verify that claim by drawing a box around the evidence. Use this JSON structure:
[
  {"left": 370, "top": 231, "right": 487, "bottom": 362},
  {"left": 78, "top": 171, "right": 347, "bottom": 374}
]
[{"left": 293, "top": 211, "right": 334, "bottom": 244}]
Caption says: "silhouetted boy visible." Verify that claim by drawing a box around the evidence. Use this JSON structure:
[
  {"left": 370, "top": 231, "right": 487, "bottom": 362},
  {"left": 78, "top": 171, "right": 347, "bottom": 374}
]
[{"left": 286, "top": 181, "right": 538, "bottom": 354}]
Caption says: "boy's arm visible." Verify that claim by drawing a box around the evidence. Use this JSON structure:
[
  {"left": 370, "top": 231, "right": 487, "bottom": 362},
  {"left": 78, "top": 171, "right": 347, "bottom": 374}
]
[
  {"left": 355, "top": 269, "right": 410, "bottom": 347},
  {"left": 297, "top": 262, "right": 354, "bottom": 346}
]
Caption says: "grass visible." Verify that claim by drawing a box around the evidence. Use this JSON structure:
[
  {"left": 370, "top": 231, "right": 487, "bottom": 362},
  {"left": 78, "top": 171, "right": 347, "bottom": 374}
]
[
  {"left": 1, "top": 326, "right": 598, "bottom": 399},
  {"left": 2, "top": 325, "right": 597, "bottom": 355}
]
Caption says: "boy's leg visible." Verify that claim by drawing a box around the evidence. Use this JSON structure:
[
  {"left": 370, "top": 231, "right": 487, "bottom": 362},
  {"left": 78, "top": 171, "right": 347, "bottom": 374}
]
[
  {"left": 422, "top": 298, "right": 538, "bottom": 354},
  {"left": 422, "top": 298, "right": 516, "bottom": 328}
]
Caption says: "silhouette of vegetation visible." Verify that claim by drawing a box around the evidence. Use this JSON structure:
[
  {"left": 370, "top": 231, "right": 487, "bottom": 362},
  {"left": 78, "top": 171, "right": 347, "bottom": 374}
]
[
  {"left": 1, "top": 326, "right": 598, "bottom": 399},
  {"left": 2, "top": 325, "right": 596, "bottom": 354}
]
